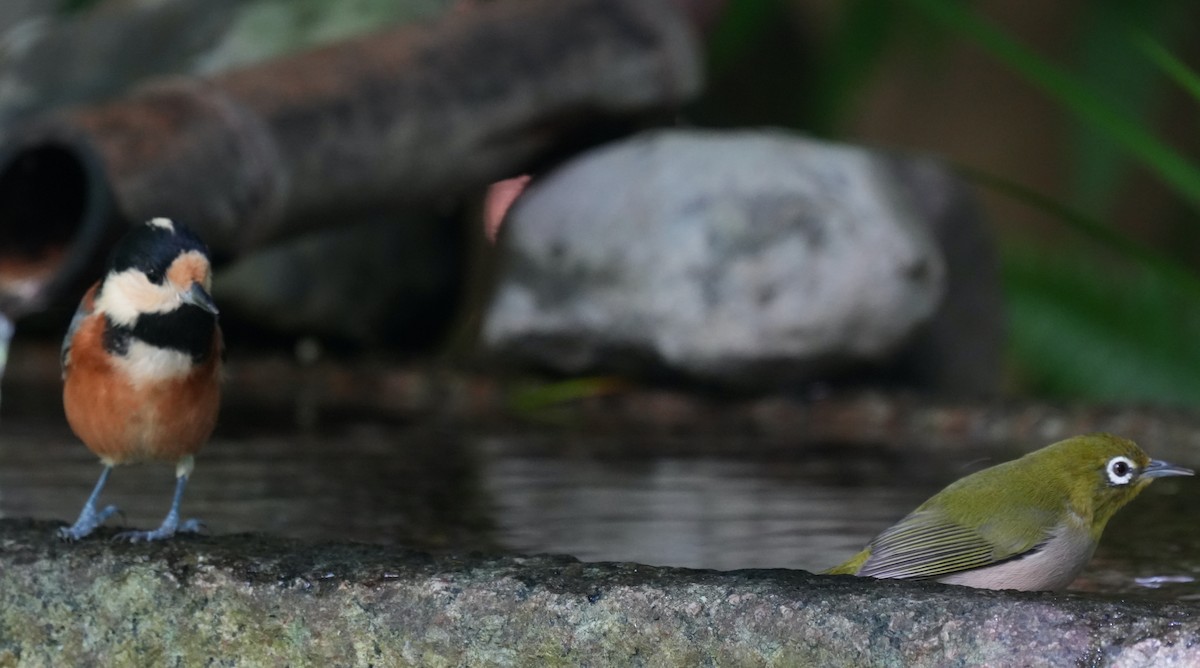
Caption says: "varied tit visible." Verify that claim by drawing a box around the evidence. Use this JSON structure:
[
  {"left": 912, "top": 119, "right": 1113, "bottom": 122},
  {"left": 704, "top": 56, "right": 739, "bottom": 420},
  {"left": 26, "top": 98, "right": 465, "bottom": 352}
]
[
  {"left": 826, "top": 433, "right": 1193, "bottom": 591},
  {"left": 59, "top": 217, "right": 222, "bottom": 542}
]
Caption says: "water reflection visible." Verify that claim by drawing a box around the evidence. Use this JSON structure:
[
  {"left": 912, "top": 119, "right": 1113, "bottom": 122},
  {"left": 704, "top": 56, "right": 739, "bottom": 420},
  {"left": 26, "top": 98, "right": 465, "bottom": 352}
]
[
  {"left": 1, "top": 380, "right": 1197, "bottom": 601},
  {"left": 0, "top": 398, "right": 495, "bottom": 551},
  {"left": 480, "top": 440, "right": 929, "bottom": 572}
]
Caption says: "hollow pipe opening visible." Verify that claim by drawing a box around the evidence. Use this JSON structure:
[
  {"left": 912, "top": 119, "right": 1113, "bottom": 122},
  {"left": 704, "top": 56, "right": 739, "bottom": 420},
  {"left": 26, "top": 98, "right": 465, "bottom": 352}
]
[{"left": 0, "top": 135, "right": 116, "bottom": 317}]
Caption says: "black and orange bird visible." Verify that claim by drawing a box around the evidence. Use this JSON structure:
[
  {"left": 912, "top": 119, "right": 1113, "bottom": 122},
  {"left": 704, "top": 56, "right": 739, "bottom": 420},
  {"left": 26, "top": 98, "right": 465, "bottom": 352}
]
[{"left": 59, "top": 217, "right": 222, "bottom": 542}]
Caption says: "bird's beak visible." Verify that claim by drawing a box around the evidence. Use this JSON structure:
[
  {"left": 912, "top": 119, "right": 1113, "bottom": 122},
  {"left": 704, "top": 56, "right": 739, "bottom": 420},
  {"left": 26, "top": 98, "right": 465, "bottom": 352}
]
[
  {"left": 182, "top": 283, "right": 219, "bottom": 315},
  {"left": 1142, "top": 459, "right": 1195, "bottom": 478}
]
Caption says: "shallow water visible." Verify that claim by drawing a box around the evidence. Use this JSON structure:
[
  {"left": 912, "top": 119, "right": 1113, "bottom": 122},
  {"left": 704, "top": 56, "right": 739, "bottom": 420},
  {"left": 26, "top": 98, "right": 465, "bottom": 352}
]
[{"left": 1, "top": 379, "right": 1197, "bottom": 601}]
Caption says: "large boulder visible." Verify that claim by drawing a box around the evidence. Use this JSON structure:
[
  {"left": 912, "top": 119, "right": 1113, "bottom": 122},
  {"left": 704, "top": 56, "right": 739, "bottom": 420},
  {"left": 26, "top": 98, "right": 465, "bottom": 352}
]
[{"left": 484, "top": 129, "right": 998, "bottom": 390}]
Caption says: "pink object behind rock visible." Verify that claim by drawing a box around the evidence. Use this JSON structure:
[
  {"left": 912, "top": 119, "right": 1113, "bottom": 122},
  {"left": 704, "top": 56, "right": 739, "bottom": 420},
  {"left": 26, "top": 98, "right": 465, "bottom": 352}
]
[{"left": 484, "top": 175, "right": 532, "bottom": 243}]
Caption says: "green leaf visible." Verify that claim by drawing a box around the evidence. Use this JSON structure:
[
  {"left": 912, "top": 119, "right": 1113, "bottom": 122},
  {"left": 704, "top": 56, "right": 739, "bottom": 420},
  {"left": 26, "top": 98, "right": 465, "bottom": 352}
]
[
  {"left": 1004, "top": 246, "right": 1200, "bottom": 405},
  {"left": 968, "top": 167, "right": 1200, "bottom": 404},
  {"left": 807, "top": 0, "right": 900, "bottom": 135},
  {"left": 1067, "top": 1, "right": 1175, "bottom": 216},
  {"left": 1134, "top": 31, "right": 1200, "bottom": 106},
  {"left": 907, "top": 0, "right": 1200, "bottom": 215},
  {"left": 961, "top": 167, "right": 1200, "bottom": 298},
  {"left": 508, "top": 376, "right": 628, "bottom": 414}
]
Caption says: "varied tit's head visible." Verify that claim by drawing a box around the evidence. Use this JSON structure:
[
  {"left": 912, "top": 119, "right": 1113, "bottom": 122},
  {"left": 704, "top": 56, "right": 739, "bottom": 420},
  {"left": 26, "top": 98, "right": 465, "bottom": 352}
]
[
  {"left": 1033, "top": 434, "right": 1193, "bottom": 531},
  {"left": 94, "top": 217, "right": 218, "bottom": 326}
]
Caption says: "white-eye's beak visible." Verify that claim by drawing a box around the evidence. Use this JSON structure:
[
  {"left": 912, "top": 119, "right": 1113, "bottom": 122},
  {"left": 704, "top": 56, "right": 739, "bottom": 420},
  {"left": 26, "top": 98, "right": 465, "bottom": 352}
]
[
  {"left": 182, "top": 282, "right": 219, "bottom": 315},
  {"left": 1142, "top": 459, "right": 1194, "bottom": 478}
]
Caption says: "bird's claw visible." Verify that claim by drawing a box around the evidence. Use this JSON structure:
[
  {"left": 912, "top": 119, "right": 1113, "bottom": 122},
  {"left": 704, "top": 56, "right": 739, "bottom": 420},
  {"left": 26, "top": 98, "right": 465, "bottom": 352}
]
[
  {"left": 179, "top": 518, "right": 205, "bottom": 534},
  {"left": 57, "top": 504, "right": 121, "bottom": 541},
  {"left": 113, "top": 517, "right": 205, "bottom": 543},
  {"left": 56, "top": 526, "right": 84, "bottom": 542},
  {"left": 113, "top": 528, "right": 167, "bottom": 543}
]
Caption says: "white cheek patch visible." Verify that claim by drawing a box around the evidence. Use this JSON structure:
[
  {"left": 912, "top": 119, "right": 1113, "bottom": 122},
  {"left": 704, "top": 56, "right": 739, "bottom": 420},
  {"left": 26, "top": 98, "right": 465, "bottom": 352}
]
[
  {"left": 96, "top": 269, "right": 180, "bottom": 326},
  {"left": 113, "top": 339, "right": 195, "bottom": 384}
]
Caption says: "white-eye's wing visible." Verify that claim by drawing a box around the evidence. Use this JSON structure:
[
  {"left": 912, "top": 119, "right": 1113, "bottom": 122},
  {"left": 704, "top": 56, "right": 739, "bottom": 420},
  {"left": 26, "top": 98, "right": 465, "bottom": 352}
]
[{"left": 857, "top": 507, "right": 1054, "bottom": 580}]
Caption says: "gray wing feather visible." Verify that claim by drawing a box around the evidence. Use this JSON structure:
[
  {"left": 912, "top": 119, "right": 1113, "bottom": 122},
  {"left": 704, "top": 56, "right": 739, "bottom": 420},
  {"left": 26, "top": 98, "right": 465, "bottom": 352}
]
[
  {"left": 857, "top": 508, "right": 1053, "bottom": 580},
  {"left": 60, "top": 297, "right": 92, "bottom": 378}
]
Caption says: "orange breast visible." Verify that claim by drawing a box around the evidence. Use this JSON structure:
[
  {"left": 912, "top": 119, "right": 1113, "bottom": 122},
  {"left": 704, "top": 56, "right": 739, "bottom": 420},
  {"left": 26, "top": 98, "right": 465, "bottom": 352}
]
[{"left": 63, "top": 313, "right": 221, "bottom": 465}]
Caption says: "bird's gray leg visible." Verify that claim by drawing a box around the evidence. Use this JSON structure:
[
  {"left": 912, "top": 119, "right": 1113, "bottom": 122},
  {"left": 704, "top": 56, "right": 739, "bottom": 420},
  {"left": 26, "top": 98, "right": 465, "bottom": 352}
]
[
  {"left": 116, "top": 456, "right": 204, "bottom": 543},
  {"left": 58, "top": 465, "right": 120, "bottom": 540}
]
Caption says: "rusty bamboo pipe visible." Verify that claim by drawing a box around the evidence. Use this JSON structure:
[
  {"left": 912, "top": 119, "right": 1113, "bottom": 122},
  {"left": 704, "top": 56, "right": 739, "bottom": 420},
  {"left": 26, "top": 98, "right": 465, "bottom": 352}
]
[{"left": 0, "top": 0, "right": 703, "bottom": 317}]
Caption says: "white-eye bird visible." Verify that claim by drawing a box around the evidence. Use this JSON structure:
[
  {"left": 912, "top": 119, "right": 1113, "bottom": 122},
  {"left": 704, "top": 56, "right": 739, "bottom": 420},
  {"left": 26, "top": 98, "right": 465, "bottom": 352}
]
[{"left": 826, "top": 433, "right": 1193, "bottom": 590}]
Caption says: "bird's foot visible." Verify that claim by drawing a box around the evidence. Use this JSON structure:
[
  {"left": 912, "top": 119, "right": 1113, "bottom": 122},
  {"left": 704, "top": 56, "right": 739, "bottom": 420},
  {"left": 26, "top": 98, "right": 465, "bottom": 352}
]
[
  {"left": 179, "top": 518, "right": 205, "bottom": 534},
  {"left": 57, "top": 504, "right": 121, "bottom": 541},
  {"left": 114, "top": 517, "right": 204, "bottom": 543}
]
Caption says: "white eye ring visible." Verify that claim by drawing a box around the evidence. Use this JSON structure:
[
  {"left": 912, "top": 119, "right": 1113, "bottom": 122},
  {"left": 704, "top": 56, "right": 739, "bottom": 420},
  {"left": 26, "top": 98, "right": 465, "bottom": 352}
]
[{"left": 1106, "top": 456, "right": 1137, "bottom": 485}]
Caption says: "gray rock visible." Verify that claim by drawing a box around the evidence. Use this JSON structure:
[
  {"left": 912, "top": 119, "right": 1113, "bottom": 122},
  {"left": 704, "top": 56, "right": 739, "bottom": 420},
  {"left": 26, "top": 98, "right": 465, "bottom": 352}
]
[
  {"left": 0, "top": 519, "right": 1197, "bottom": 665},
  {"left": 484, "top": 129, "right": 949, "bottom": 388}
]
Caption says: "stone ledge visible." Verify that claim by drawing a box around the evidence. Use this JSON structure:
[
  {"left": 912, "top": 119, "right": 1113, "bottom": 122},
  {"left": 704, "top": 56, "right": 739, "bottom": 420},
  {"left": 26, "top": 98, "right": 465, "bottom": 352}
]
[{"left": 0, "top": 519, "right": 1196, "bottom": 666}]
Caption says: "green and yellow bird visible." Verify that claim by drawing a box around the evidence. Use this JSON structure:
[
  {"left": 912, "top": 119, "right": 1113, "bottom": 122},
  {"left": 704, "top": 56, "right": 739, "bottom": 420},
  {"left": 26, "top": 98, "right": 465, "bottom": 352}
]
[{"left": 826, "top": 433, "right": 1193, "bottom": 591}]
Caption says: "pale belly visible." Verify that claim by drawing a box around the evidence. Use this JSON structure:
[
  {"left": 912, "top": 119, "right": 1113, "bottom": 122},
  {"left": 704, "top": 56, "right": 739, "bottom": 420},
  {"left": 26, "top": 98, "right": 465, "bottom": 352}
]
[{"left": 938, "top": 525, "right": 1097, "bottom": 591}]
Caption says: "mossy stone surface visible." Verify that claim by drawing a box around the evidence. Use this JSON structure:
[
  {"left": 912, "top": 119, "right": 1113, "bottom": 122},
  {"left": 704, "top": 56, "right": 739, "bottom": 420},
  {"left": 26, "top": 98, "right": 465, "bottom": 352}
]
[{"left": 1, "top": 519, "right": 1198, "bottom": 665}]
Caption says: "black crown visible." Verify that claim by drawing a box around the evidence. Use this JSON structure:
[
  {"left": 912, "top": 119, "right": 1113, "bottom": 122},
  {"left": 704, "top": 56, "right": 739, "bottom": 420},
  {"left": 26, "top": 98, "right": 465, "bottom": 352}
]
[{"left": 107, "top": 220, "right": 210, "bottom": 284}]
